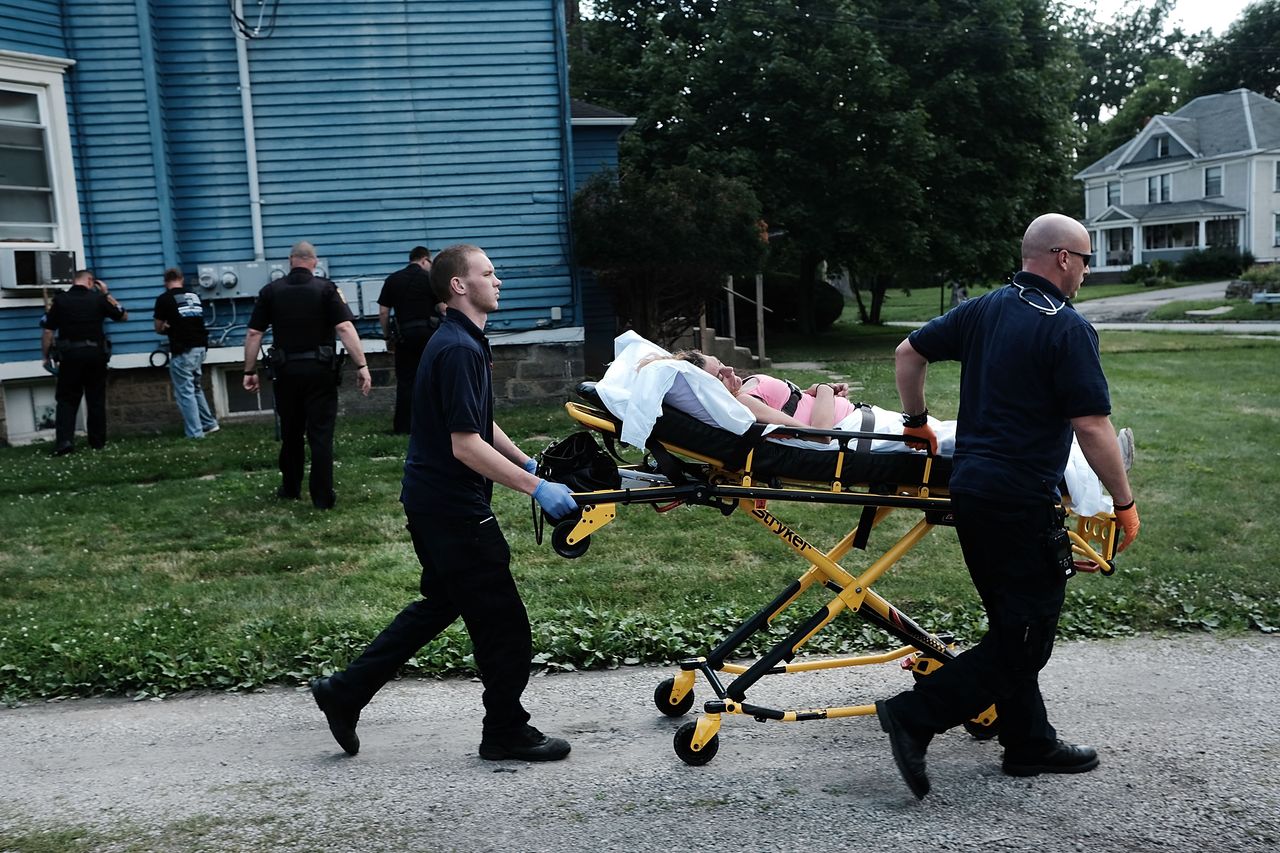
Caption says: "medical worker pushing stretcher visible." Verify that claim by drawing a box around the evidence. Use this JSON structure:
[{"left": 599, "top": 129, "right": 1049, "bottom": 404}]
[{"left": 875, "top": 213, "right": 1140, "bottom": 799}]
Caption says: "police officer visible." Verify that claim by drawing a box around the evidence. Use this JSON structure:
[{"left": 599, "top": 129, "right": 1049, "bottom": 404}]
[
  {"left": 378, "top": 245, "right": 445, "bottom": 434},
  {"left": 242, "top": 241, "right": 372, "bottom": 509},
  {"left": 40, "top": 269, "right": 128, "bottom": 455}
]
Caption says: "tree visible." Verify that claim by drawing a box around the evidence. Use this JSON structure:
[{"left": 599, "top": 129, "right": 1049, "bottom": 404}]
[
  {"left": 867, "top": 0, "right": 1081, "bottom": 316},
  {"left": 1066, "top": 0, "right": 1204, "bottom": 175},
  {"left": 569, "top": 1, "right": 1082, "bottom": 327},
  {"left": 573, "top": 167, "right": 766, "bottom": 346},
  {"left": 1192, "top": 0, "right": 1280, "bottom": 100}
]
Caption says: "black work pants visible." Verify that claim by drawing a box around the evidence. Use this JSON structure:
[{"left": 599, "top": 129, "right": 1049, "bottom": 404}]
[
  {"left": 331, "top": 510, "right": 533, "bottom": 738},
  {"left": 272, "top": 363, "right": 338, "bottom": 506},
  {"left": 885, "top": 494, "right": 1067, "bottom": 754},
  {"left": 55, "top": 348, "right": 109, "bottom": 449},
  {"left": 392, "top": 332, "right": 430, "bottom": 434}
]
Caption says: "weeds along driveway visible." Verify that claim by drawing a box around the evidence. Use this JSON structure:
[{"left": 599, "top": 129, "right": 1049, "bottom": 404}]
[{"left": 2, "top": 634, "right": 1278, "bottom": 853}]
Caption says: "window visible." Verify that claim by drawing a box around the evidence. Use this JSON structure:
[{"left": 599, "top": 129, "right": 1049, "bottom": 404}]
[
  {"left": 1147, "top": 173, "right": 1171, "bottom": 204},
  {"left": 1205, "top": 219, "right": 1238, "bottom": 248},
  {"left": 1144, "top": 222, "right": 1197, "bottom": 250},
  {"left": 1106, "top": 181, "right": 1120, "bottom": 206},
  {"left": 1275, "top": 161, "right": 1279, "bottom": 193},
  {"left": 1204, "top": 166, "right": 1222, "bottom": 197},
  {"left": 1274, "top": 213, "right": 1280, "bottom": 248},
  {"left": 0, "top": 51, "right": 81, "bottom": 305},
  {"left": 0, "top": 90, "right": 56, "bottom": 242},
  {"left": 1156, "top": 136, "right": 1169, "bottom": 158}
]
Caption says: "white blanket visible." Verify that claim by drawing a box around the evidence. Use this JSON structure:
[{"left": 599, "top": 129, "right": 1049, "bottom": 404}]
[{"left": 592, "top": 332, "right": 1112, "bottom": 516}]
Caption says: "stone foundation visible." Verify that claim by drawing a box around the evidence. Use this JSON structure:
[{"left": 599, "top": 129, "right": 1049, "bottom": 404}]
[{"left": 0, "top": 342, "right": 584, "bottom": 445}]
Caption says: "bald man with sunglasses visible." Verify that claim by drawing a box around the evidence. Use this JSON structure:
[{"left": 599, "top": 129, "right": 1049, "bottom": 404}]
[{"left": 875, "top": 213, "right": 1140, "bottom": 799}]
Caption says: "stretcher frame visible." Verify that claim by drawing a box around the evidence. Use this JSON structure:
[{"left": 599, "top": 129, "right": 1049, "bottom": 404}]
[{"left": 544, "top": 393, "right": 1120, "bottom": 766}]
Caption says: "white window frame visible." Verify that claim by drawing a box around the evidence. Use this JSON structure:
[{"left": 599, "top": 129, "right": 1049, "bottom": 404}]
[
  {"left": 1274, "top": 212, "right": 1280, "bottom": 248},
  {"left": 1106, "top": 180, "right": 1120, "bottom": 207},
  {"left": 1156, "top": 136, "right": 1169, "bottom": 158},
  {"left": 1203, "top": 165, "right": 1222, "bottom": 198},
  {"left": 1147, "top": 173, "right": 1171, "bottom": 204},
  {"left": 0, "top": 50, "right": 81, "bottom": 309}
]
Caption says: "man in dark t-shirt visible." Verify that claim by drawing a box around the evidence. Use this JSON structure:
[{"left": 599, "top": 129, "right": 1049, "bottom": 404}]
[
  {"left": 378, "top": 245, "right": 446, "bottom": 433},
  {"left": 311, "top": 244, "right": 577, "bottom": 762},
  {"left": 875, "top": 213, "right": 1141, "bottom": 800},
  {"left": 153, "top": 267, "right": 218, "bottom": 439},
  {"left": 40, "top": 269, "right": 128, "bottom": 454}
]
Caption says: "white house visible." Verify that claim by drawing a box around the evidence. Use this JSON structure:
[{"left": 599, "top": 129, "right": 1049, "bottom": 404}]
[{"left": 1076, "top": 89, "right": 1280, "bottom": 272}]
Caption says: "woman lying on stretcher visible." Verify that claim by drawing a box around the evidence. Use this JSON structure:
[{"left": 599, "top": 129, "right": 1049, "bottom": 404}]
[
  {"left": 640, "top": 350, "right": 857, "bottom": 430},
  {"left": 638, "top": 351, "right": 1134, "bottom": 514}
]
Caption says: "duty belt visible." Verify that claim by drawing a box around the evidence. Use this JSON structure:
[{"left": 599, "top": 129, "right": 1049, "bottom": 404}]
[{"left": 59, "top": 340, "right": 101, "bottom": 349}]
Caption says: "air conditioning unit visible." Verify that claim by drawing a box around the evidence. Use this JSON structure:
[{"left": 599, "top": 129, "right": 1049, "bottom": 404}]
[{"left": 0, "top": 249, "right": 77, "bottom": 290}]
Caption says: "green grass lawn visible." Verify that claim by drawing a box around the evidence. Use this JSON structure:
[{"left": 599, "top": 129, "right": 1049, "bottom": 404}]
[{"left": 2, "top": 331, "right": 1278, "bottom": 702}]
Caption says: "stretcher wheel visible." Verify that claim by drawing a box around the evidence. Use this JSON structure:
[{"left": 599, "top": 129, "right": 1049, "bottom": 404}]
[
  {"left": 673, "top": 721, "right": 719, "bottom": 766},
  {"left": 551, "top": 520, "right": 590, "bottom": 559},
  {"left": 653, "top": 677, "right": 695, "bottom": 717}
]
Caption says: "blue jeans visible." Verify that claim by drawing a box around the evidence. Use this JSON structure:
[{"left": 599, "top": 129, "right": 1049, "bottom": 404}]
[{"left": 169, "top": 348, "right": 218, "bottom": 438}]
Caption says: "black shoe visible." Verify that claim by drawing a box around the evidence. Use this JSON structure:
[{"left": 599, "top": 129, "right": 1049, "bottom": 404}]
[
  {"left": 1002, "top": 740, "right": 1098, "bottom": 777},
  {"left": 479, "top": 725, "right": 571, "bottom": 762},
  {"left": 313, "top": 491, "right": 337, "bottom": 510},
  {"left": 876, "top": 699, "right": 931, "bottom": 799},
  {"left": 311, "top": 677, "right": 360, "bottom": 756},
  {"left": 276, "top": 486, "right": 301, "bottom": 500},
  {"left": 52, "top": 444, "right": 74, "bottom": 456}
]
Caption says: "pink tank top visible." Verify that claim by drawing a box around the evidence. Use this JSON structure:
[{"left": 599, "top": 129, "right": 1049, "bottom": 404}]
[{"left": 745, "top": 374, "right": 852, "bottom": 425}]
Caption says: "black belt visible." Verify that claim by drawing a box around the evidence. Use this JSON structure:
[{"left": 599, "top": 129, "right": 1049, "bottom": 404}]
[
  {"left": 284, "top": 350, "right": 321, "bottom": 361},
  {"left": 60, "top": 340, "right": 101, "bottom": 349},
  {"left": 397, "top": 319, "right": 432, "bottom": 333}
]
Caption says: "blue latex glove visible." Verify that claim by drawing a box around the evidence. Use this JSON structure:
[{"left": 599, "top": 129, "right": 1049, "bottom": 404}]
[
  {"left": 523, "top": 458, "right": 538, "bottom": 474},
  {"left": 533, "top": 479, "right": 577, "bottom": 519}
]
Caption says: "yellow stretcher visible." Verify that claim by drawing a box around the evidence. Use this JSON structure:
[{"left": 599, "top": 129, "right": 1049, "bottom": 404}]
[{"left": 539, "top": 384, "right": 1121, "bottom": 766}]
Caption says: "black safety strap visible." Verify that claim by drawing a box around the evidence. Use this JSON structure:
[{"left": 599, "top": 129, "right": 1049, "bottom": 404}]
[
  {"left": 852, "top": 506, "right": 877, "bottom": 551},
  {"left": 780, "top": 379, "right": 804, "bottom": 417},
  {"left": 855, "top": 403, "right": 875, "bottom": 454}
]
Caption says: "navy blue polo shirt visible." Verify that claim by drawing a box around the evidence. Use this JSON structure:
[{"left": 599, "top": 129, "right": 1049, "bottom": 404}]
[
  {"left": 400, "top": 308, "right": 495, "bottom": 517},
  {"left": 908, "top": 272, "right": 1111, "bottom": 502}
]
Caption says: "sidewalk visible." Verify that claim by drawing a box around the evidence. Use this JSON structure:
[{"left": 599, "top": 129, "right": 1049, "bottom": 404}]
[{"left": 3, "top": 635, "right": 1278, "bottom": 852}]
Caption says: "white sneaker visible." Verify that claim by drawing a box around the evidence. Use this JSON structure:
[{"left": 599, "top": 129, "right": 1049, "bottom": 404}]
[
  {"left": 204, "top": 424, "right": 221, "bottom": 435},
  {"left": 1117, "top": 427, "right": 1134, "bottom": 471}
]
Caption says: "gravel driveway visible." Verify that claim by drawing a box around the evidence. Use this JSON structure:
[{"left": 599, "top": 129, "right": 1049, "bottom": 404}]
[{"left": 3, "top": 634, "right": 1278, "bottom": 852}]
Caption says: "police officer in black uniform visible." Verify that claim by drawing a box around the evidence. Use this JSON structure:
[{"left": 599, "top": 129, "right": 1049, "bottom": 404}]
[
  {"left": 378, "top": 245, "right": 445, "bottom": 434},
  {"left": 242, "top": 241, "right": 372, "bottom": 509},
  {"left": 40, "top": 269, "right": 128, "bottom": 455}
]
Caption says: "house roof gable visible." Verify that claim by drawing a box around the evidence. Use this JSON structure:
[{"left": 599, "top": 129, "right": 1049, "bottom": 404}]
[{"left": 1076, "top": 89, "right": 1280, "bottom": 179}]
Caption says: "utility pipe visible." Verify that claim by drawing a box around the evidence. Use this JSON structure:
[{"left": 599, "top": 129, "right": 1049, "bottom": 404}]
[{"left": 233, "top": 0, "right": 265, "bottom": 261}]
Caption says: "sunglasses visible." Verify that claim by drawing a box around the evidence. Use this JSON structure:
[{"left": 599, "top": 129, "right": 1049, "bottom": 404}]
[{"left": 1050, "top": 247, "right": 1093, "bottom": 266}]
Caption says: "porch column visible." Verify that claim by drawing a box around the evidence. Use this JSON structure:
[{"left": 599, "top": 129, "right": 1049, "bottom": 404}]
[{"left": 1132, "top": 224, "right": 1142, "bottom": 264}]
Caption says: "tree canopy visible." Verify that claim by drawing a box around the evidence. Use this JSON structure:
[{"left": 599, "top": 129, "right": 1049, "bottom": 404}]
[{"left": 567, "top": 0, "right": 1277, "bottom": 328}]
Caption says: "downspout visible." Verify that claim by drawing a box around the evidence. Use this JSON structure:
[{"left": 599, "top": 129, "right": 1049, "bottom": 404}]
[
  {"left": 553, "top": 0, "right": 578, "bottom": 326},
  {"left": 136, "top": 0, "right": 178, "bottom": 264},
  {"left": 232, "top": 0, "right": 265, "bottom": 261}
]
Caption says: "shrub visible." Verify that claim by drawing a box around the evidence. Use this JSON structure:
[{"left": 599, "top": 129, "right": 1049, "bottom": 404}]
[
  {"left": 1240, "top": 264, "right": 1280, "bottom": 291},
  {"left": 1176, "top": 247, "right": 1253, "bottom": 278}
]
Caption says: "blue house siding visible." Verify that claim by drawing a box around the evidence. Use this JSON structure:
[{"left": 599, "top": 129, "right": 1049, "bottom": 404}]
[
  {"left": 1, "top": 0, "right": 576, "bottom": 367},
  {"left": 572, "top": 127, "right": 623, "bottom": 191},
  {"left": 0, "top": 0, "right": 65, "bottom": 55}
]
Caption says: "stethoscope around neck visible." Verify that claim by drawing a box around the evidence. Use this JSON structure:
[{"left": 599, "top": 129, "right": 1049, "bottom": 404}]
[{"left": 1010, "top": 280, "right": 1067, "bottom": 316}]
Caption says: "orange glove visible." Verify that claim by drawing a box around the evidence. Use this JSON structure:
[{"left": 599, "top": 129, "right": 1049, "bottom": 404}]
[
  {"left": 1113, "top": 500, "right": 1140, "bottom": 553},
  {"left": 902, "top": 424, "right": 938, "bottom": 455}
]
